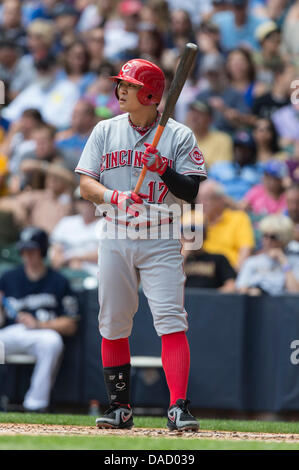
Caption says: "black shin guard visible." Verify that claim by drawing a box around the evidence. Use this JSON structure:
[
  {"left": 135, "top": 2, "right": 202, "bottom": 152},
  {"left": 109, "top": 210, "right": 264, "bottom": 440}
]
[{"left": 103, "top": 363, "right": 131, "bottom": 405}]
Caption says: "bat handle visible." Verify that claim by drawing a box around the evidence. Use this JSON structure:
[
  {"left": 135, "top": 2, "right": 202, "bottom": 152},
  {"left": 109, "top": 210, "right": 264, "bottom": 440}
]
[{"left": 134, "top": 124, "right": 165, "bottom": 194}]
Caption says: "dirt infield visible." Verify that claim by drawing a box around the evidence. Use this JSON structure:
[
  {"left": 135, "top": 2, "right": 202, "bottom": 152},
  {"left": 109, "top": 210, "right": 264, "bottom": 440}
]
[{"left": 1, "top": 423, "right": 299, "bottom": 443}]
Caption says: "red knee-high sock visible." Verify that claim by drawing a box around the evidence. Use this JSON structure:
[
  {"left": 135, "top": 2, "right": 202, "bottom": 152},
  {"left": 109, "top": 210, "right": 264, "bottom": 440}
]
[
  {"left": 161, "top": 331, "right": 190, "bottom": 407},
  {"left": 101, "top": 337, "right": 130, "bottom": 368}
]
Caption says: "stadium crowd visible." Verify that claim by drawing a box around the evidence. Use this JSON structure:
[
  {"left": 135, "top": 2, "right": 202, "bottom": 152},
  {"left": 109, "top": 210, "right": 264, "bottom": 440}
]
[
  {"left": 0, "top": 0, "right": 299, "bottom": 412},
  {"left": 0, "top": 0, "right": 297, "bottom": 288},
  {"left": 0, "top": 0, "right": 298, "bottom": 294}
]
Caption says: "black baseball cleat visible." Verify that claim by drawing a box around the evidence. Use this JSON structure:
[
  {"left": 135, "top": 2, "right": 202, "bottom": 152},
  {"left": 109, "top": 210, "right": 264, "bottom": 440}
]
[
  {"left": 167, "top": 399, "right": 199, "bottom": 432},
  {"left": 95, "top": 403, "right": 134, "bottom": 429}
]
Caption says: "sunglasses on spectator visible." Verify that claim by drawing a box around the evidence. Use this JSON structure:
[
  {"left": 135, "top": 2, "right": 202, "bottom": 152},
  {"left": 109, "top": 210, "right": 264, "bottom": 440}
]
[{"left": 262, "top": 233, "right": 279, "bottom": 241}]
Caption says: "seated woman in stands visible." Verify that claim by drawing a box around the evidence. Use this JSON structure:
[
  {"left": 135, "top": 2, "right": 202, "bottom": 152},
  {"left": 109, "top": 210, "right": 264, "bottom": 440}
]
[{"left": 236, "top": 214, "right": 299, "bottom": 295}]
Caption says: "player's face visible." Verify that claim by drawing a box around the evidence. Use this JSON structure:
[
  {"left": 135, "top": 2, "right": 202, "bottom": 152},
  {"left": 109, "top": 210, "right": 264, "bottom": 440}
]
[{"left": 117, "top": 80, "right": 142, "bottom": 112}]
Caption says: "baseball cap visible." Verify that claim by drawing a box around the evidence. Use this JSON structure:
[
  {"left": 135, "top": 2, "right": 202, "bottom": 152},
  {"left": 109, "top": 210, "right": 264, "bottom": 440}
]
[
  {"left": 16, "top": 227, "right": 49, "bottom": 257},
  {"left": 233, "top": 130, "right": 255, "bottom": 148},
  {"left": 189, "top": 100, "right": 213, "bottom": 115},
  {"left": 197, "top": 21, "right": 220, "bottom": 34},
  {"left": 255, "top": 21, "right": 280, "bottom": 43},
  {"left": 119, "top": 0, "right": 142, "bottom": 16},
  {"left": 263, "top": 160, "right": 288, "bottom": 179},
  {"left": 201, "top": 54, "right": 224, "bottom": 73}
]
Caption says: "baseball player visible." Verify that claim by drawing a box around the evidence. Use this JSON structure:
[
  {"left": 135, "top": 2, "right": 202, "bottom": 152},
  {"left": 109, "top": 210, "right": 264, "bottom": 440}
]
[
  {"left": 0, "top": 227, "right": 79, "bottom": 412},
  {"left": 75, "top": 59, "right": 207, "bottom": 431}
]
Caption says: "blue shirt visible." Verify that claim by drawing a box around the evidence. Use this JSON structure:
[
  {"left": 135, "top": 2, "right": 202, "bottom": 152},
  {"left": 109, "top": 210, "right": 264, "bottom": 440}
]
[
  {"left": 0, "top": 266, "right": 79, "bottom": 326},
  {"left": 196, "top": 88, "right": 249, "bottom": 134},
  {"left": 208, "top": 161, "right": 263, "bottom": 201},
  {"left": 56, "top": 133, "right": 89, "bottom": 171},
  {"left": 212, "top": 11, "right": 267, "bottom": 51}
]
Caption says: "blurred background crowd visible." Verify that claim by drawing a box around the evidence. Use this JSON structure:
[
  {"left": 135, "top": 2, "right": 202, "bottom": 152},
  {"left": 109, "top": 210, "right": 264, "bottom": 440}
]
[{"left": 0, "top": 0, "right": 298, "bottom": 296}]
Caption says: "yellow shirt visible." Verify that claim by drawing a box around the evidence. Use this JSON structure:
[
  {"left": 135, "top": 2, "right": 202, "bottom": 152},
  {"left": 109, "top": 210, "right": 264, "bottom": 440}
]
[
  {"left": 195, "top": 131, "right": 233, "bottom": 168},
  {"left": 203, "top": 208, "right": 255, "bottom": 268}
]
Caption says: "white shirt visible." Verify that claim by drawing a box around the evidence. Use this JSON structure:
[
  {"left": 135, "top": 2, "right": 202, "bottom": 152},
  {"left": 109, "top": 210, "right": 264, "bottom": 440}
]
[
  {"left": 2, "top": 79, "right": 80, "bottom": 130},
  {"left": 51, "top": 214, "right": 98, "bottom": 276}
]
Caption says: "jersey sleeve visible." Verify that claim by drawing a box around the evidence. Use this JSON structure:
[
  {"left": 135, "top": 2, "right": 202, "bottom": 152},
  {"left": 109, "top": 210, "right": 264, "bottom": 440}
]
[
  {"left": 174, "top": 129, "right": 207, "bottom": 179},
  {"left": 75, "top": 123, "right": 103, "bottom": 181}
]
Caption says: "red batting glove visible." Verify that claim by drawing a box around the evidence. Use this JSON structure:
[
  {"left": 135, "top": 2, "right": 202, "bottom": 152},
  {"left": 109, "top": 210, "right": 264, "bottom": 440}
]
[
  {"left": 104, "top": 190, "right": 144, "bottom": 216},
  {"left": 142, "top": 143, "right": 168, "bottom": 176}
]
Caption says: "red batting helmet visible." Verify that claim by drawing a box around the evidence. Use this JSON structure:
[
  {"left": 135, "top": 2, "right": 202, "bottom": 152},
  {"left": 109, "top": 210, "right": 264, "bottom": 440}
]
[{"left": 110, "top": 59, "right": 165, "bottom": 106}]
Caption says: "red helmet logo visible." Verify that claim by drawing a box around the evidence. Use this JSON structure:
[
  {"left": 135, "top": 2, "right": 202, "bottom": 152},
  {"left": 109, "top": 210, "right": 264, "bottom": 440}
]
[{"left": 122, "top": 62, "right": 133, "bottom": 73}]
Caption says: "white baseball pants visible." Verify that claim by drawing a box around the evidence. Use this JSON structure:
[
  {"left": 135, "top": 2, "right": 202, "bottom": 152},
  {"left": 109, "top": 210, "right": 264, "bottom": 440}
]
[{"left": 0, "top": 324, "right": 64, "bottom": 410}]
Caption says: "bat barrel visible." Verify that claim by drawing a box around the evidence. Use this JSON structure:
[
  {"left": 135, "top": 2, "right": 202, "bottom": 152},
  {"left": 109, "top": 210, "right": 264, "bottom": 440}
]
[{"left": 159, "top": 43, "right": 198, "bottom": 127}]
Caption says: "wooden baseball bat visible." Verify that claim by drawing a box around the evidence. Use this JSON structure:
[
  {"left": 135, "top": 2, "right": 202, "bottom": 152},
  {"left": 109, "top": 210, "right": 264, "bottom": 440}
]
[{"left": 134, "top": 42, "right": 198, "bottom": 195}]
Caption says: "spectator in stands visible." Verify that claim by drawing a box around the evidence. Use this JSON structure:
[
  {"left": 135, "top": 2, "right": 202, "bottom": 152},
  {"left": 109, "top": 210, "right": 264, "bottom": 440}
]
[
  {"left": 164, "top": 9, "right": 196, "bottom": 53},
  {"left": 253, "top": 21, "right": 284, "bottom": 88},
  {"left": 196, "top": 180, "right": 255, "bottom": 270},
  {"left": 282, "top": 0, "right": 299, "bottom": 65},
  {"left": 272, "top": 101, "right": 299, "bottom": 149},
  {"left": 195, "top": 20, "right": 222, "bottom": 59},
  {"left": 236, "top": 214, "right": 299, "bottom": 294},
  {"left": 0, "top": 162, "right": 76, "bottom": 233},
  {"left": 84, "top": 63, "right": 119, "bottom": 119},
  {"left": 285, "top": 183, "right": 299, "bottom": 255},
  {"left": 0, "top": 0, "right": 26, "bottom": 50},
  {"left": 252, "top": 117, "right": 286, "bottom": 163},
  {"left": 212, "top": 0, "right": 268, "bottom": 51},
  {"left": 10, "top": 124, "right": 64, "bottom": 192},
  {"left": 252, "top": 63, "right": 295, "bottom": 120},
  {"left": 0, "top": 227, "right": 79, "bottom": 412},
  {"left": 75, "top": 0, "right": 101, "bottom": 33},
  {"left": 241, "top": 160, "right": 288, "bottom": 216},
  {"left": 0, "top": 40, "right": 25, "bottom": 101},
  {"left": 0, "top": 108, "right": 44, "bottom": 175},
  {"left": 55, "top": 100, "right": 96, "bottom": 172},
  {"left": 15, "top": 19, "right": 56, "bottom": 94},
  {"left": 139, "top": 0, "right": 170, "bottom": 34},
  {"left": 225, "top": 47, "right": 263, "bottom": 108},
  {"left": 57, "top": 40, "right": 97, "bottom": 96},
  {"left": 85, "top": 27, "right": 106, "bottom": 73},
  {"left": 182, "top": 215, "right": 236, "bottom": 291},
  {"left": 285, "top": 140, "right": 299, "bottom": 185},
  {"left": 1, "top": 54, "right": 80, "bottom": 130},
  {"left": 51, "top": 3, "right": 80, "bottom": 50},
  {"left": 252, "top": 0, "right": 291, "bottom": 28},
  {"left": 208, "top": 130, "right": 263, "bottom": 201},
  {"left": 202, "top": 0, "right": 229, "bottom": 22},
  {"left": 185, "top": 99, "right": 233, "bottom": 169},
  {"left": 166, "top": 0, "right": 212, "bottom": 25},
  {"left": 135, "top": 23, "right": 164, "bottom": 64},
  {"left": 50, "top": 187, "right": 98, "bottom": 276},
  {"left": 196, "top": 54, "right": 250, "bottom": 134},
  {"left": 103, "top": 0, "right": 142, "bottom": 63}
]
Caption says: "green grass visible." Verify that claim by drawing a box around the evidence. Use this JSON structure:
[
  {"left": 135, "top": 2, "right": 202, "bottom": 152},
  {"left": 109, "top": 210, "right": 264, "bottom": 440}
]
[
  {"left": 0, "top": 435, "right": 299, "bottom": 450},
  {"left": 1, "top": 412, "right": 299, "bottom": 434},
  {"left": 1, "top": 412, "right": 299, "bottom": 450}
]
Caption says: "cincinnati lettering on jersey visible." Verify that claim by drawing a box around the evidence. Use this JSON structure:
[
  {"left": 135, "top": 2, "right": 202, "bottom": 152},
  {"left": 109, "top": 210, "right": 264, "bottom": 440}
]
[{"left": 100, "top": 150, "right": 173, "bottom": 173}]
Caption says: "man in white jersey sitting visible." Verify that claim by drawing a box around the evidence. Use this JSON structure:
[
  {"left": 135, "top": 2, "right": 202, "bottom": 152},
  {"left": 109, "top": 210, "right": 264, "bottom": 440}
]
[{"left": 75, "top": 58, "right": 207, "bottom": 431}]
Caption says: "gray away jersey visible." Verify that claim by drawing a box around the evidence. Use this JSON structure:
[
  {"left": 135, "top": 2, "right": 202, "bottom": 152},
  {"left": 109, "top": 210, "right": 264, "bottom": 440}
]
[{"left": 75, "top": 113, "right": 207, "bottom": 223}]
